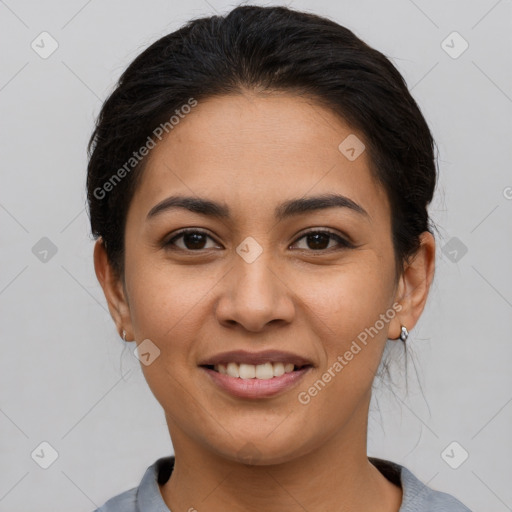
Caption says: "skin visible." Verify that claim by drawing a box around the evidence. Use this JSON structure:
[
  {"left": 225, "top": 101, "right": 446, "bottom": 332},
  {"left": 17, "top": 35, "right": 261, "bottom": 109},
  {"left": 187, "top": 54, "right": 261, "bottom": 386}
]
[{"left": 94, "top": 90, "right": 435, "bottom": 512}]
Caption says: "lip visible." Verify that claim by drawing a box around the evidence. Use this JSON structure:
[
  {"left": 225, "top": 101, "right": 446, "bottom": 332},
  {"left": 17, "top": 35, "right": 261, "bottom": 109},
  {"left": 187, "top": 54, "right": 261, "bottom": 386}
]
[
  {"left": 198, "top": 349, "right": 314, "bottom": 367},
  {"left": 200, "top": 365, "right": 313, "bottom": 399}
]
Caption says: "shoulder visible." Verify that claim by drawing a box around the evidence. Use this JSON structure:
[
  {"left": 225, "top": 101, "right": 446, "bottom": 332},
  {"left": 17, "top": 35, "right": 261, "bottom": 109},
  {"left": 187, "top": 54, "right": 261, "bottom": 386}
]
[
  {"left": 93, "top": 487, "right": 137, "bottom": 511},
  {"left": 92, "top": 456, "right": 174, "bottom": 512},
  {"left": 369, "top": 457, "right": 472, "bottom": 512},
  {"left": 400, "top": 465, "right": 472, "bottom": 511}
]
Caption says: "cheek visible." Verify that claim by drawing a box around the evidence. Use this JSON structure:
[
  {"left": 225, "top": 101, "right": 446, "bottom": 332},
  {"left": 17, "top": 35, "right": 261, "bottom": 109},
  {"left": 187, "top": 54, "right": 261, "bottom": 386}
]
[
  {"left": 295, "top": 257, "right": 395, "bottom": 340},
  {"left": 126, "top": 246, "right": 396, "bottom": 371},
  {"left": 289, "top": 261, "right": 396, "bottom": 430},
  {"left": 125, "top": 243, "right": 395, "bottom": 403},
  {"left": 294, "top": 259, "right": 396, "bottom": 405},
  {"left": 126, "top": 258, "right": 216, "bottom": 340},
  {"left": 124, "top": 262, "right": 208, "bottom": 413}
]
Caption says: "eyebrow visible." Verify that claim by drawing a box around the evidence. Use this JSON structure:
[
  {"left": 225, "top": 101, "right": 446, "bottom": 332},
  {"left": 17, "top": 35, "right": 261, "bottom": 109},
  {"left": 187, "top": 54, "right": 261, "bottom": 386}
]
[{"left": 146, "top": 193, "right": 369, "bottom": 222}]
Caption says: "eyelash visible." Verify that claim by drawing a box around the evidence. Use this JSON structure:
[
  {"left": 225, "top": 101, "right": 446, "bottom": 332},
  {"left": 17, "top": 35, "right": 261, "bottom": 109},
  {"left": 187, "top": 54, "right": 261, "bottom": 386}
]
[{"left": 164, "top": 228, "right": 354, "bottom": 252}]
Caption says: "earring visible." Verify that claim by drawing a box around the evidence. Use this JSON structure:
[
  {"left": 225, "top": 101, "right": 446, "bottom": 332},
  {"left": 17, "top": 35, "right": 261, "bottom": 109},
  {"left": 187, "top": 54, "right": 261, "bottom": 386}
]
[
  {"left": 399, "top": 325, "right": 409, "bottom": 342},
  {"left": 122, "top": 330, "right": 127, "bottom": 342}
]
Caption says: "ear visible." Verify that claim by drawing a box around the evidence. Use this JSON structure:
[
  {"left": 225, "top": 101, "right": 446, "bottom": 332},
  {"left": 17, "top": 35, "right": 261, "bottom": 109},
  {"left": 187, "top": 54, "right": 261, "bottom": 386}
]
[
  {"left": 93, "top": 238, "right": 133, "bottom": 340},
  {"left": 389, "top": 231, "right": 436, "bottom": 340}
]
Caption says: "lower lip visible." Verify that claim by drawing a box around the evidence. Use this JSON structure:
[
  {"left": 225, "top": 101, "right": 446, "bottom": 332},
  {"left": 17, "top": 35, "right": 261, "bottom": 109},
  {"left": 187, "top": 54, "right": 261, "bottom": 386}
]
[{"left": 200, "top": 366, "right": 312, "bottom": 399}]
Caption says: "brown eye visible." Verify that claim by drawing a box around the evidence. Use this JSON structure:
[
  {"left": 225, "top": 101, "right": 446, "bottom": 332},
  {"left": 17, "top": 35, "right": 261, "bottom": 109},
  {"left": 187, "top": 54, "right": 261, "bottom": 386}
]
[
  {"left": 165, "top": 229, "right": 220, "bottom": 251},
  {"left": 292, "top": 230, "right": 353, "bottom": 251}
]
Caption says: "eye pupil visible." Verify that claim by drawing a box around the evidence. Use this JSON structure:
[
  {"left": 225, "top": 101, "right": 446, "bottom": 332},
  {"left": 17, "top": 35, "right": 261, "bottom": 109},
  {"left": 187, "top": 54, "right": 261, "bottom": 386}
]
[
  {"left": 307, "top": 233, "right": 330, "bottom": 250},
  {"left": 184, "top": 232, "right": 206, "bottom": 249}
]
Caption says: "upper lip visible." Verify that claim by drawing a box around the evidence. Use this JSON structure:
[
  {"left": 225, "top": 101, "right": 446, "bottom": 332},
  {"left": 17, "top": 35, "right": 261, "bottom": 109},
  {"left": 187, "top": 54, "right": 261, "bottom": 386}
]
[{"left": 198, "top": 350, "right": 314, "bottom": 367}]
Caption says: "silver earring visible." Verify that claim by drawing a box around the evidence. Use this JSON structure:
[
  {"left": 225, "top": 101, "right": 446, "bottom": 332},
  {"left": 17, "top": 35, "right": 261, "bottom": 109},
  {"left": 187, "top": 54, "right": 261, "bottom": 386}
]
[
  {"left": 122, "top": 330, "right": 127, "bottom": 342},
  {"left": 399, "top": 325, "right": 409, "bottom": 342}
]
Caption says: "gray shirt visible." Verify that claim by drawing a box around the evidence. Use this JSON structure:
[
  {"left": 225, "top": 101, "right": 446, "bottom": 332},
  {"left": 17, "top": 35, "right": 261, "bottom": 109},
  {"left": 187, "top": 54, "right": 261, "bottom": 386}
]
[{"left": 94, "top": 456, "right": 472, "bottom": 511}]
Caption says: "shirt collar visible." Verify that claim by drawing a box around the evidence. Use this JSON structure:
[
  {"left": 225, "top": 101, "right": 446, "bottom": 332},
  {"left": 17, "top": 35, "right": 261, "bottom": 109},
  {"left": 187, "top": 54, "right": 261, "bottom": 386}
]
[
  {"left": 136, "top": 455, "right": 430, "bottom": 511},
  {"left": 137, "top": 457, "right": 174, "bottom": 511}
]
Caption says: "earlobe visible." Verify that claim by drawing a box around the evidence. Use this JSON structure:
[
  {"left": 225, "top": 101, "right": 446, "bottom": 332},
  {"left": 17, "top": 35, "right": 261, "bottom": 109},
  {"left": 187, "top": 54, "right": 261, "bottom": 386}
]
[
  {"left": 389, "top": 231, "right": 436, "bottom": 340},
  {"left": 93, "top": 238, "right": 133, "bottom": 339}
]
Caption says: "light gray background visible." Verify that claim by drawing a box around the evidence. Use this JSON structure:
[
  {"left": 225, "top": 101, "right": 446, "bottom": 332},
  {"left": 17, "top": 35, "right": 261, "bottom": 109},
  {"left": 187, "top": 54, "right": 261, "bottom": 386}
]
[{"left": 1, "top": 0, "right": 511, "bottom": 510}]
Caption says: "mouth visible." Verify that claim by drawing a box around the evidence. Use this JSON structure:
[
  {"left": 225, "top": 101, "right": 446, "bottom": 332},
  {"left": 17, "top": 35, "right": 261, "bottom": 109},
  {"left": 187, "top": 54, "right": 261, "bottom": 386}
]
[
  {"left": 201, "top": 362, "right": 312, "bottom": 380},
  {"left": 198, "top": 350, "right": 314, "bottom": 399}
]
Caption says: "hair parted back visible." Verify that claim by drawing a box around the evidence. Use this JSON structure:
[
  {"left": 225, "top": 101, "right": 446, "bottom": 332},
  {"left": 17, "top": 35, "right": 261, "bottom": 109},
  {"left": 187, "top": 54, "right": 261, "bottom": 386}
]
[{"left": 87, "top": 4, "right": 438, "bottom": 280}]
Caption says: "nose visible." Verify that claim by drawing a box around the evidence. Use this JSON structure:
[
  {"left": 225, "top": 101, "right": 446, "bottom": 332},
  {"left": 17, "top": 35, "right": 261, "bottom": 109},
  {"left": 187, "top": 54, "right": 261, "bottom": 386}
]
[{"left": 214, "top": 247, "right": 296, "bottom": 332}]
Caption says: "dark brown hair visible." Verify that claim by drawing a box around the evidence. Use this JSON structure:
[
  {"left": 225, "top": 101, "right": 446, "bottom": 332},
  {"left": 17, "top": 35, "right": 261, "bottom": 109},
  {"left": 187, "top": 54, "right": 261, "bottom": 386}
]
[{"left": 86, "top": 4, "right": 438, "bottom": 280}]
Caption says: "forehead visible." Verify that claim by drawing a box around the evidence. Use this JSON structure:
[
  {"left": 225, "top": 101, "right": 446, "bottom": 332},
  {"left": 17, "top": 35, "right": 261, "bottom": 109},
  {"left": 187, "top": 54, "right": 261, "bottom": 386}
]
[{"left": 130, "top": 92, "right": 390, "bottom": 224}]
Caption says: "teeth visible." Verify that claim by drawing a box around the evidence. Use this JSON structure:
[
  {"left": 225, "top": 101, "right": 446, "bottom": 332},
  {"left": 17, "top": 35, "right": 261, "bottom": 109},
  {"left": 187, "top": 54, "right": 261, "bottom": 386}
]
[
  {"left": 213, "top": 362, "right": 298, "bottom": 379},
  {"left": 239, "top": 363, "right": 256, "bottom": 379},
  {"left": 226, "top": 362, "right": 239, "bottom": 378},
  {"left": 273, "top": 362, "right": 285, "bottom": 377},
  {"left": 255, "top": 362, "right": 273, "bottom": 380}
]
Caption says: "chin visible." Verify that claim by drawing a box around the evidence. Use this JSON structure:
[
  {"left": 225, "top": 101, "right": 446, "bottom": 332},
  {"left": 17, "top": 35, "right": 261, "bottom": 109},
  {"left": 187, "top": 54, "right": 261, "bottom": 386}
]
[{"left": 212, "top": 434, "right": 312, "bottom": 467}]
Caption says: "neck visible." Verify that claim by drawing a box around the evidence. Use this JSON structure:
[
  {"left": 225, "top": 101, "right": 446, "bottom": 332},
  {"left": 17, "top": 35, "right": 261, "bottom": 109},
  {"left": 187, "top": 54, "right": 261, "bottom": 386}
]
[{"left": 160, "top": 396, "right": 402, "bottom": 512}]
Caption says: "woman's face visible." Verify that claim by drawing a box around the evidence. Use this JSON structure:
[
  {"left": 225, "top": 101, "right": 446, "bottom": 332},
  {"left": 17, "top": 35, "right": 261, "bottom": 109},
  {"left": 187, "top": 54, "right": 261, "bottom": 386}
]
[{"left": 97, "top": 91, "right": 432, "bottom": 464}]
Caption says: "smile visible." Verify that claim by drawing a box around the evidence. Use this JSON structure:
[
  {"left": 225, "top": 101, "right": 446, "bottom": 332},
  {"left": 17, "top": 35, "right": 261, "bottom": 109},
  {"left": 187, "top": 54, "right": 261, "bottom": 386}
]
[
  {"left": 200, "top": 363, "right": 312, "bottom": 399},
  {"left": 209, "top": 362, "right": 304, "bottom": 379}
]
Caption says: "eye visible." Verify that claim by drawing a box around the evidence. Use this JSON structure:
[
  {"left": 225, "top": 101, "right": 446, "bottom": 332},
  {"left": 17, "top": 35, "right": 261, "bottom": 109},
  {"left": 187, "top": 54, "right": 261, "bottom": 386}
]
[
  {"left": 163, "top": 228, "right": 353, "bottom": 253},
  {"left": 291, "top": 229, "right": 353, "bottom": 251},
  {"left": 164, "top": 229, "right": 221, "bottom": 251}
]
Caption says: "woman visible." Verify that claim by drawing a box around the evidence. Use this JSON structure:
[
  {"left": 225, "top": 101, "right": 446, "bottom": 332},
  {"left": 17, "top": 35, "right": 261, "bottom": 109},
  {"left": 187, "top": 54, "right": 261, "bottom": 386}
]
[{"left": 87, "top": 4, "right": 471, "bottom": 511}]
